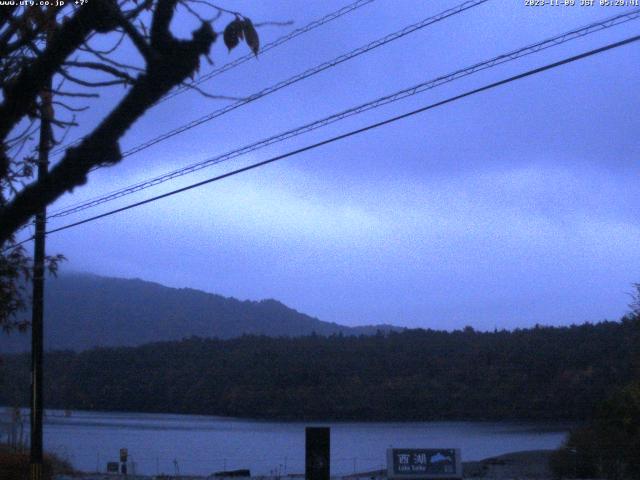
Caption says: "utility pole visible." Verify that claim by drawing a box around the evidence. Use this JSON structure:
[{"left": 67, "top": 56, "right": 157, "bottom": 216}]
[{"left": 30, "top": 70, "right": 52, "bottom": 480}]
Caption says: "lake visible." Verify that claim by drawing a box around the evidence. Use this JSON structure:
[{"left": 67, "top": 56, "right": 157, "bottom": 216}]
[{"left": 0, "top": 408, "right": 572, "bottom": 476}]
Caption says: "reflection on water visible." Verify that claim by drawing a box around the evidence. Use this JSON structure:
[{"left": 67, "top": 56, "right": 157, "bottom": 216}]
[{"left": 0, "top": 407, "right": 571, "bottom": 476}]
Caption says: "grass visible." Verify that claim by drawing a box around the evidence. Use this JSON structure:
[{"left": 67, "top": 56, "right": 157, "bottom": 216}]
[{"left": 0, "top": 444, "right": 75, "bottom": 480}]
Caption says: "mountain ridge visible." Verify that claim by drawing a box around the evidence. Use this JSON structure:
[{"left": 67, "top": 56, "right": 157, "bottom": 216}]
[{"left": 0, "top": 272, "right": 402, "bottom": 353}]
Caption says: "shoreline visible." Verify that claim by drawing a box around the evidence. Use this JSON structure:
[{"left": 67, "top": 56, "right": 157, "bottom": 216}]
[
  {"left": 0, "top": 405, "right": 583, "bottom": 425},
  {"left": 47, "top": 450, "right": 558, "bottom": 480},
  {"left": 462, "top": 449, "right": 554, "bottom": 478}
]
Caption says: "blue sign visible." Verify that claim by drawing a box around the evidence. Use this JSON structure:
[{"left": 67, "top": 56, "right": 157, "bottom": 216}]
[{"left": 387, "top": 449, "right": 462, "bottom": 479}]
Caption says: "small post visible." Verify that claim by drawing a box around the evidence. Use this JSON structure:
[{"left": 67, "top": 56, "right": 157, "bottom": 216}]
[
  {"left": 305, "top": 427, "right": 330, "bottom": 480},
  {"left": 120, "top": 448, "right": 128, "bottom": 475}
]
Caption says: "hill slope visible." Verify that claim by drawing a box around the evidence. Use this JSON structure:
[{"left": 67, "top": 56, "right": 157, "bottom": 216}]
[
  {"left": 2, "top": 320, "right": 637, "bottom": 420},
  {"left": 0, "top": 273, "right": 399, "bottom": 352}
]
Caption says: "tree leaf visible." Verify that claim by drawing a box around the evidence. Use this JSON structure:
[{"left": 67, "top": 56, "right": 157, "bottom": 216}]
[
  {"left": 242, "top": 18, "right": 259, "bottom": 57},
  {"left": 223, "top": 19, "right": 243, "bottom": 52}
]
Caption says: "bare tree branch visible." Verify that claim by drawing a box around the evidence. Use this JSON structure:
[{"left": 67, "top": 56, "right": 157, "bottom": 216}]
[
  {"left": 0, "top": 13, "right": 217, "bottom": 242},
  {"left": 63, "top": 60, "right": 137, "bottom": 83},
  {"left": 1, "top": 0, "right": 263, "bottom": 330},
  {"left": 150, "top": 0, "right": 179, "bottom": 50},
  {"left": 0, "top": 0, "right": 119, "bottom": 140},
  {"left": 81, "top": 30, "right": 126, "bottom": 55},
  {"left": 117, "top": 13, "right": 154, "bottom": 62},
  {"left": 179, "top": 82, "right": 244, "bottom": 101},
  {"left": 59, "top": 67, "right": 130, "bottom": 87},
  {"left": 123, "top": 0, "right": 154, "bottom": 19},
  {"left": 51, "top": 101, "right": 89, "bottom": 113},
  {"left": 52, "top": 90, "right": 100, "bottom": 98}
]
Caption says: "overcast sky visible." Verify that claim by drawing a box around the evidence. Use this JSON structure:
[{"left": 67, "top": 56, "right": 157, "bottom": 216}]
[{"left": 32, "top": 0, "right": 640, "bottom": 330}]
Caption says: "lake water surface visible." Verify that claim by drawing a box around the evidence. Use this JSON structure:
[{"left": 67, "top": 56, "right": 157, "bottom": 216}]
[{"left": 1, "top": 408, "right": 572, "bottom": 476}]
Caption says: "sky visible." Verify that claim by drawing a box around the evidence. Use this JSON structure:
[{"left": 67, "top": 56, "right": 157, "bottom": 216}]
[{"left": 25, "top": 0, "right": 640, "bottom": 330}]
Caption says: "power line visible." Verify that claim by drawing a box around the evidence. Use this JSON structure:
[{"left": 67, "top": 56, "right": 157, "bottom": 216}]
[
  {"left": 47, "top": 8, "right": 640, "bottom": 220},
  {"left": 38, "top": 34, "right": 640, "bottom": 240},
  {"left": 123, "top": 0, "right": 489, "bottom": 158},
  {"left": 65, "top": 0, "right": 491, "bottom": 165},
  {"left": 164, "top": 0, "right": 378, "bottom": 101},
  {"left": 49, "top": 0, "right": 378, "bottom": 157},
  {"left": 6, "top": 32, "right": 638, "bottom": 252},
  {"left": 47, "top": 0, "right": 492, "bottom": 217}
]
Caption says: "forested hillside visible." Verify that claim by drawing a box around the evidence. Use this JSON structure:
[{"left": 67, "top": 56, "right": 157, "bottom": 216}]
[
  {"left": 2, "top": 319, "right": 637, "bottom": 421},
  {"left": 0, "top": 273, "right": 400, "bottom": 353}
]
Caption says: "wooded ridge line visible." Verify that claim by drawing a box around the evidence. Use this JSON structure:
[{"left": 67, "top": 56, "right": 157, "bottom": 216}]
[{"left": 1, "top": 318, "right": 637, "bottom": 421}]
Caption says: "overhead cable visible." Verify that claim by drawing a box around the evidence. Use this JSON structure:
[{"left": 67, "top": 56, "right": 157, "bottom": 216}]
[
  {"left": 37, "top": 34, "right": 640, "bottom": 239},
  {"left": 47, "top": 8, "right": 640, "bottom": 220},
  {"left": 98, "top": 0, "right": 491, "bottom": 161},
  {"left": 49, "top": 0, "right": 378, "bottom": 156}
]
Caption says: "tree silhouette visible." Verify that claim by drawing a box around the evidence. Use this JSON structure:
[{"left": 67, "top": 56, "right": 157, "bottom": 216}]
[{"left": 0, "top": 0, "right": 260, "bottom": 328}]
